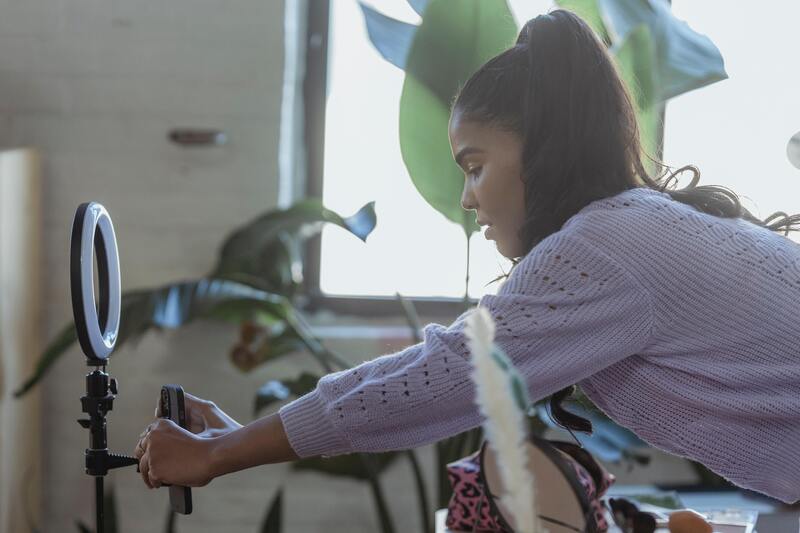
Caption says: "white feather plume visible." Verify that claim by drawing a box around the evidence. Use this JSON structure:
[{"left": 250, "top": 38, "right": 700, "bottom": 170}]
[{"left": 465, "top": 306, "right": 544, "bottom": 533}]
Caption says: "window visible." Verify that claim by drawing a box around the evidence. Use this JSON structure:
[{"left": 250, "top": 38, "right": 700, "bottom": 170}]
[{"left": 302, "top": 1, "right": 796, "bottom": 315}]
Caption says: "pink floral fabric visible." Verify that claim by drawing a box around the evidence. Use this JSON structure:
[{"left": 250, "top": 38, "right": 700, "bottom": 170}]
[{"left": 444, "top": 442, "right": 615, "bottom": 532}]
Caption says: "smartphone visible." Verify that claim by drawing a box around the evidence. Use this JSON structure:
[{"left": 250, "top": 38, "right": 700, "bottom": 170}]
[{"left": 159, "top": 384, "right": 193, "bottom": 515}]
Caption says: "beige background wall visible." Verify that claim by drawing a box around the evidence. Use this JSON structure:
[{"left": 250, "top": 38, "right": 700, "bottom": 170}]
[
  {"left": 0, "top": 1, "right": 697, "bottom": 531},
  {"left": 0, "top": 149, "right": 43, "bottom": 533}
]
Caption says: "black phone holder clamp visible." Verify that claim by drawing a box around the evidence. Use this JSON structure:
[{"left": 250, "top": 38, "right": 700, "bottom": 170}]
[
  {"left": 77, "top": 370, "right": 138, "bottom": 475},
  {"left": 71, "top": 202, "right": 138, "bottom": 533}
]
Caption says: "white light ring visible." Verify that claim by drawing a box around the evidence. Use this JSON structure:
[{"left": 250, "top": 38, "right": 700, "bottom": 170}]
[{"left": 71, "top": 202, "right": 121, "bottom": 361}]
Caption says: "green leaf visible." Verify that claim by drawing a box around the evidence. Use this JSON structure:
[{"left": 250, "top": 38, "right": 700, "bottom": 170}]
[
  {"left": 117, "top": 279, "right": 292, "bottom": 343},
  {"left": 232, "top": 324, "right": 307, "bottom": 374},
  {"left": 292, "top": 451, "right": 400, "bottom": 481},
  {"left": 404, "top": 0, "right": 517, "bottom": 105},
  {"left": 222, "top": 231, "right": 305, "bottom": 298},
  {"left": 212, "top": 200, "right": 376, "bottom": 280},
  {"left": 612, "top": 23, "right": 664, "bottom": 173},
  {"left": 15, "top": 322, "right": 77, "bottom": 398},
  {"left": 406, "top": 0, "right": 429, "bottom": 17},
  {"left": 260, "top": 488, "right": 283, "bottom": 533},
  {"left": 359, "top": 2, "right": 418, "bottom": 70},
  {"left": 395, "top": 293, "right": 423, "bottom": 343},
  {"left": 15, "top": 279, "right": 293, "bottom": 397},
  {"left": 488, "top": 345, "right": 530, "bottom": 412},
  {"left": 533, "top": 399, "right": 647, "bottom": 463},
  {"left": 399, "top": 0, "right": 516, "bottom": 234},
  {"left": 599, "top": 0, "right": 728, "bottom": 101},
  {"left": 253, "top": 372, "right": 320, "bottom": 416},
  {"left": 612, "top": 23, "right": 658, "bottom": 109}
]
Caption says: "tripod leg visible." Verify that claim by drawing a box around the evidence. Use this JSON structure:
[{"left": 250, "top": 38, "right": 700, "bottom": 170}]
[{"left": 96, "top": 476, "right": 104, "bottom": 533}]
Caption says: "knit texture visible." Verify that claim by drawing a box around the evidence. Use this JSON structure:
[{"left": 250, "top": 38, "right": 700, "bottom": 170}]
[{"left": 278, "top": 186, "right": 800, "bottom": 504}]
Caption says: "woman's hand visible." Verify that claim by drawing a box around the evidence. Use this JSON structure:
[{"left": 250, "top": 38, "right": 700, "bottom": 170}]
[
  {"left": 133, "top": 418, "right": 217, "bottom": 489},
  {"left": 155, "top": 391, "right": 242, "bottom": 439},
  {"left": 133, "top": 390, "right": 300, "bottom": 489},
  {"left": 133, "top": 391, "right": 243, "bottom": 489}
]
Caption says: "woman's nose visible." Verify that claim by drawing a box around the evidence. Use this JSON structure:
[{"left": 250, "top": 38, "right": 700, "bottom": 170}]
[{"left": 461, "top": 182, "right": 477, "bottom": 211}]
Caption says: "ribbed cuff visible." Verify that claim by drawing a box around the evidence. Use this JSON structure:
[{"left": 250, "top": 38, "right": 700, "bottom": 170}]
[{"left": 277, "top": 388, "right": 353, "bottom": 459}]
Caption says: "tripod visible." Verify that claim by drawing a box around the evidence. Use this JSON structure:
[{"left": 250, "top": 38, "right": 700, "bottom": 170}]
[{"left": 71, "top": 202, "right": 138, "bottom": 533}]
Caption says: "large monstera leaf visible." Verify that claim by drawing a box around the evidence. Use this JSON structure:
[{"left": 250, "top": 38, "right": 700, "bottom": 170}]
[
  {"left": 211, "top": 199, "right": 376, "bottom": 295},
  {"left": 400, "top": 0, "right": 516, "bottom": 236},
  {"left": 360, "top": 0, "right": 517, "bottom": 237}
]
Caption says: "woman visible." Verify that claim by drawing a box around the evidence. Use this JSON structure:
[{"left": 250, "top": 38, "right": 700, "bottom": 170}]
[{"left": 134, "top": 9, "right": 800, "bottom": 508}]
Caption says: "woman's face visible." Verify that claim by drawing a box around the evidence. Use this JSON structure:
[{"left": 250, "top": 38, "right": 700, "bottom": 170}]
[{"left": 448, "top": 111, "right": 528, "bottom": 259}]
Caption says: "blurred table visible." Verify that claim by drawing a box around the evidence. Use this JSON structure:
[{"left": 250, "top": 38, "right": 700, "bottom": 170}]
[{"left": 434, "top": 484, "right": 800, "bottom": 533}]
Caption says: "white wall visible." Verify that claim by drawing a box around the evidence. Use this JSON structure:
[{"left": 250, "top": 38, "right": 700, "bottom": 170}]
[
  {"left": 0, "top": 0, "right": 697, "bottom": 531},
  {"left": 0, "top": 0, "right": 284, "bottom": 530}
]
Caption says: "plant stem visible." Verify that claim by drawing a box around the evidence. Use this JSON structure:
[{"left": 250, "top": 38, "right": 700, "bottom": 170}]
[
  {"left": 284, "top": 309, "right": 350, "bottom": 371},
  {"left": 358, "top": 454, "right": 397, "bottom": 533},
  {"left": 463, "top": 230, "right": 471, "bottom": 312},
  {"left": 405, "top": 450, "right": 433, "bottom": 533}
]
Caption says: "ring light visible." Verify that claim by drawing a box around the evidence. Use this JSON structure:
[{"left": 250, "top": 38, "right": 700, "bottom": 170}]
[{"left": 70, "top": 202, "right": 121, "bottom": 363}]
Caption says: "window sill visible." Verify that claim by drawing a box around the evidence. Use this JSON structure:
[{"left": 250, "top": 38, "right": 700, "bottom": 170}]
[{"left": 306, "top": 324, "right": 419, "bottom": 340}]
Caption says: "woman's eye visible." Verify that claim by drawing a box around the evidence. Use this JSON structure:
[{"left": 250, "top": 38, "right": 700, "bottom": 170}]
[{"left": 467, "top": 166, "right": 482, "bottom": 179}]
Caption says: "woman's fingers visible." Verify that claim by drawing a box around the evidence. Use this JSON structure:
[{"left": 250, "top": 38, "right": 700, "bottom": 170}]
[
  {"left": 142, "top": 418, "right": 215, "bottom": 488},
  {"left": 180, "top": 391, "right": 209, "bottom": 434},
  {"left": 139, "top": 449, "right": 153, "bottom": 489},
  {"left": 133, "top": 438, "right": 144, "bottom": 461},
  {"left": 133, "top": 422, "right": 154, "bottom": 460},
  {"left": 135, "top": 423, "right": 162, "bottom": 489},
  {"left": 183, "top": 391, "right": 201, "bottom": 402}
]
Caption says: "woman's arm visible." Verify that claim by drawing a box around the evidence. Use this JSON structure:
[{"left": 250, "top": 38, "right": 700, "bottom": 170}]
[
  {"left": 276, "top": 232, "right": 654, "bottom": 459},
  {"left": 210, "top": 412, "right": 300, "bottom": 478}
]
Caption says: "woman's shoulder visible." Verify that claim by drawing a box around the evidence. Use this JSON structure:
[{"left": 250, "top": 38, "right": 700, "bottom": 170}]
[
  {"left": 564, "top": 186, "right": 673, "bottom": 227},
  {"left": 558, "top": 186, "right": 693, "bottom": 249}
]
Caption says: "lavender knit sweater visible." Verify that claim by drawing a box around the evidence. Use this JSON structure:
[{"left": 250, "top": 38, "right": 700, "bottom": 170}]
[{"left": 278, "top": 186, "right": 800, "bottom": 504}]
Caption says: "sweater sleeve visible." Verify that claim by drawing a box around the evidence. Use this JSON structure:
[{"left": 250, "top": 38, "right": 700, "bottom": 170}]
[{"left": 277, "top": 232, "right": 655, "bottom": 459}]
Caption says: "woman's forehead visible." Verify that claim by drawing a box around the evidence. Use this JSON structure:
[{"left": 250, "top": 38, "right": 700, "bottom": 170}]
[
  {"left": 449, "top": 116, "right": 521, "bottom": 156},
  {"left": 449, "top": 117, "right": 496, "bottom": 152}
]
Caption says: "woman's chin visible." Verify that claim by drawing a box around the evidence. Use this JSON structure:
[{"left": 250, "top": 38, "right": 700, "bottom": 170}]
[{"left": 496, "top": 240, "right": 525, "bottom": 260}]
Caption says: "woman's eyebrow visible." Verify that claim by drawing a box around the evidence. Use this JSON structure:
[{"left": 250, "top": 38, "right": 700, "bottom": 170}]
[{"left": 455, "top": 146, "right": 485, "bottom": 168}]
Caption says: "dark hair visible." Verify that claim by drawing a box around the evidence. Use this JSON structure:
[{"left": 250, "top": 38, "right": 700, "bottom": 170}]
[{"left": 451, "top": 9, "right": 800, "bottom": 436}]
